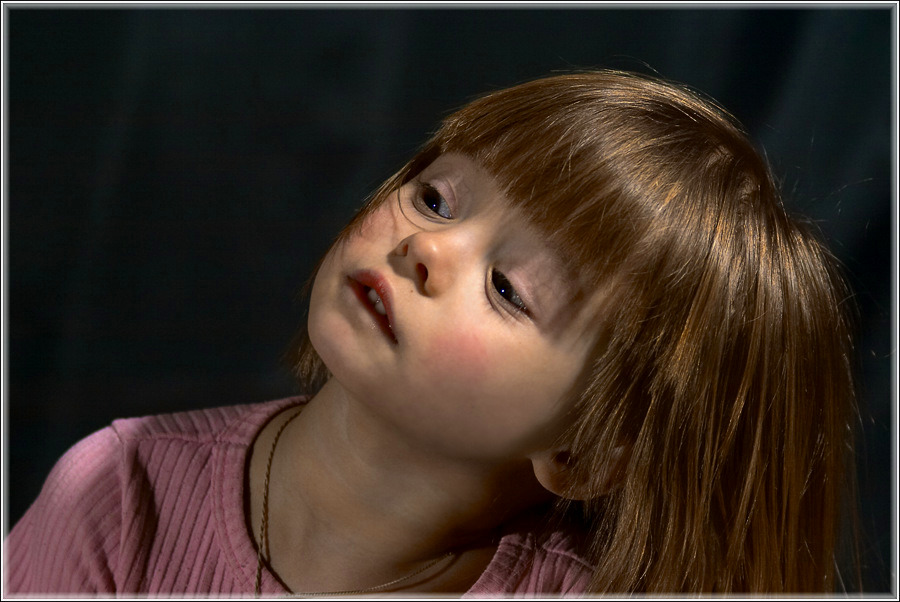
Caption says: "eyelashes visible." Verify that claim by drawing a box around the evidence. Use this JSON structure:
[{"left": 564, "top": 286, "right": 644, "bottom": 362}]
[
  {"left": 398, "top": 181, "right": 453, "bottom": 227},
  {"left": 415, "top": 183, "right": 453, "bottom": 219},
  {"left": 407, "top": 179, "right": 531, "bottom": 318},
  {"left": 490, "top": 270, "right": 528, "bottom": 315}
]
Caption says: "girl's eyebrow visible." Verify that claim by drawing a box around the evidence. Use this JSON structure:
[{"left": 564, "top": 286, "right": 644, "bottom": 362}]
[{"left": 525, "top": 253, "right": 583, "bottom": 333}]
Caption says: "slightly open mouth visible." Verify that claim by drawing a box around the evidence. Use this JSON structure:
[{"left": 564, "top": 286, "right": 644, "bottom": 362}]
[{"left": 349, "top": 279, "right": 397, "bottom": 344}]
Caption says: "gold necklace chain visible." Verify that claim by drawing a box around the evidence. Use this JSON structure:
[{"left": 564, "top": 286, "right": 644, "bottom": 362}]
[{"left": 254, "top": 407, "right": 456, "bottom": 597}]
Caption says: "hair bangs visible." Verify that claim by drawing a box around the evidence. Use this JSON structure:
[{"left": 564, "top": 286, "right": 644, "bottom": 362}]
[{"left": 422, "top": 79, "right": 659, "bottom": 300}]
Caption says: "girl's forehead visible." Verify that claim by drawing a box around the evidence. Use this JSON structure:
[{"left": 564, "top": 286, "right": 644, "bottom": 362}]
[
  {"left": 419, "top": 152, "right": 583, "bottom": 284},
  {"left": 417, "top": 153, "right": 531, "bottom": 222},
  {"left": 416, "top": 153, "right": 497, "bottom": 202},
  {"left": 408, "top": 153, "right": 603, "bottom": 339},
  {"left": 419, "top": 155, "right": 560, "bottom": 251}
]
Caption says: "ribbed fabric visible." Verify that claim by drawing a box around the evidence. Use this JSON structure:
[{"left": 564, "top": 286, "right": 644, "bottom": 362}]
[{"left": 4, "top": 398, "right": 592, "bottom": 597}]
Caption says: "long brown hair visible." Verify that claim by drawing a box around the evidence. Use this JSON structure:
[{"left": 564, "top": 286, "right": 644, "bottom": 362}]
[{"left": 290, "top": 71, "right": 858, "bottom": 593}]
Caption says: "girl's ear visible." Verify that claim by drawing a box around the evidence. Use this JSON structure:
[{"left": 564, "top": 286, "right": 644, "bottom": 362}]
[{"left": 530, "top": 446, "right": 629, "bottom": 501}]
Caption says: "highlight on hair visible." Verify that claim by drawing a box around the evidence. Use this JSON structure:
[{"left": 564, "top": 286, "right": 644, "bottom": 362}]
[{"left": 289, "top": 70, "right": 858, "bottom": 593}]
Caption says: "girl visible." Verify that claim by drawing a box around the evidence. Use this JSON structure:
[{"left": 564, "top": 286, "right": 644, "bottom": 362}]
[{"left": 5, "top": 70, "right": 857, "bottom": 595}]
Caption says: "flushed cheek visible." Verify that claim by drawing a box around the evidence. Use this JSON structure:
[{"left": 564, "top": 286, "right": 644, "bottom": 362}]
[
  {"left": 355, "top": 199, "right": 404, "bottom": 243},
  {"left": 414, "top": 329, "right": 568, "bottom": 455},
  {"left": 420, "top": 329, "right": 490, "bottom": 391}
]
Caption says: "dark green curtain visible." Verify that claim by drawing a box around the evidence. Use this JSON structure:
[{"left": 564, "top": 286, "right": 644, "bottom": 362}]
[{"left": 6, "top": 7, "right": 893, "bottom": 592}]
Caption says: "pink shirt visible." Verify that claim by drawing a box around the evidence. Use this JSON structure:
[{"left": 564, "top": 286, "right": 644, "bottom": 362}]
[{"left": 4, "top": 398, "right": 592, "bottom": 596}]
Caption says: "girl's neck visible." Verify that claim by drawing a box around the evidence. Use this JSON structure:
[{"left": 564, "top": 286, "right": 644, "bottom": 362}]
[{"left": 249, "top": 378, "right": 550, "bottom": 594}]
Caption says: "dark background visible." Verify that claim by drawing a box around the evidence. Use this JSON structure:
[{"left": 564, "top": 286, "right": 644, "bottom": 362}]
[{"left": 4, "top": 7, "right": 895, "bottom": 593}]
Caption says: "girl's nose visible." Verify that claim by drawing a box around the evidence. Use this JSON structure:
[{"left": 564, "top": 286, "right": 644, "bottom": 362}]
[{"left": 391, "top": 230, "right": 460, "bottom": 296}]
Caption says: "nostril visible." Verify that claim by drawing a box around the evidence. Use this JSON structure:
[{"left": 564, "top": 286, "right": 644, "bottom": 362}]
[
  {"left": 416, "top": 263, "right": 428, "bottom": 285},
  {"left": 392, "top": 241, "right": 410, "bottom": 257}
]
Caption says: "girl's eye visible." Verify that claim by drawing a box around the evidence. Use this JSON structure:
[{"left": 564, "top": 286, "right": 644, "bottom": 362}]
[
  {"left": 491, "top": 270, "right": 528, "bottom": 314},
  {"left": 416, "top": 183, "right": 453, "bottom": 219}
]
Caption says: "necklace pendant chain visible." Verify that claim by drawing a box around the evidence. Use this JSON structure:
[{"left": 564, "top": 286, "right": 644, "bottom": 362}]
[{"left": 254, "top": 406, "right": 457, "bottom": 597}]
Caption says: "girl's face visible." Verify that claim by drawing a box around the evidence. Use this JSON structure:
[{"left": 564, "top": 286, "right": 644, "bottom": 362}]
[{"left": 308, "top": 153, "right": 600, "bottom": 463}]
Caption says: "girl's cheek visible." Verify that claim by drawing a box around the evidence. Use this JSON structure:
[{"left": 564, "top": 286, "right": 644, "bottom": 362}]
[
  {"left": 423, "top": 330, "right": 490, "bottom": 387},
  {"left": 357, "top": 198, "right": 402, "bottom": 241}
]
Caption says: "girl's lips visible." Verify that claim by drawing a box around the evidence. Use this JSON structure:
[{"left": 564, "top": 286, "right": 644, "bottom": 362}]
[{"left": 348, "top": 270, "right": 398, "bottom": 344}]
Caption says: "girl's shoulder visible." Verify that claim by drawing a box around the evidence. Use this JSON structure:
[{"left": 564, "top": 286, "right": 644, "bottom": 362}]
[
  {"left": 467, "top": 513, "right": 593, "bottom": 596},
  {"left": 5, "top": 396, "right": 309, "bottom": 596},
  {"left": 14, "top": 396, "right": 308, "bottom": 530},
  {"left": 109, "top": 396, "right": 308, "bottom": 447}
]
